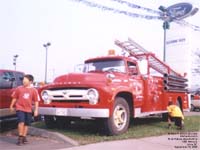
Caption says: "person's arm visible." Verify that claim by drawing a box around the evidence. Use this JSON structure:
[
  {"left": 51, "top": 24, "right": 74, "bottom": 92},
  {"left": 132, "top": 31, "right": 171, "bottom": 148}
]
[
  {"left": 10, "top": 98, "right": 17, "bottom": 112},
  {"left": 33, "top": 89, "right": 40, "bottom": 117},
  {"left": 34, "top": 101, "right": 39, "bottom": 117},
  {"left": 10, "top": 88, "right": 19, "bottom": 112}
]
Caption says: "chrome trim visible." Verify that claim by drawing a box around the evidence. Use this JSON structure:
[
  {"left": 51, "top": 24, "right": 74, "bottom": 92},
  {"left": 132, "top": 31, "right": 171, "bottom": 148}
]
[
  {"left": 39, "top": 107, "right": 109, "bottom": 118},
  {"left": 134, "top": 108, "right": 190, "bottom": 117},
  {"left": 44, "top": 89, "right": 89, "bottom": 101}
]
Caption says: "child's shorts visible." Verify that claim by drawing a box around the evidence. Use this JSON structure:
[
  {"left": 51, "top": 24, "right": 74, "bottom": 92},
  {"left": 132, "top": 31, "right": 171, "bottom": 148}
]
[{"left": 16, "top": 110, "right": 32, "bottom": 126}]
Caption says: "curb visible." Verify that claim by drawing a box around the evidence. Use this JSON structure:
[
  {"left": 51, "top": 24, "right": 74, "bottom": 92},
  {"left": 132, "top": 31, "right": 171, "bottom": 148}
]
[{"left": 28, "top": 126, "right": 79, "bottom": 146}]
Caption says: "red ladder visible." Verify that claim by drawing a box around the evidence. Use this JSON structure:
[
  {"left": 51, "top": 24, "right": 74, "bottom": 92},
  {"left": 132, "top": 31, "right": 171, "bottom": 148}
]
[{"left": 115, "top": 38, "right": 181, "bottom": 77}]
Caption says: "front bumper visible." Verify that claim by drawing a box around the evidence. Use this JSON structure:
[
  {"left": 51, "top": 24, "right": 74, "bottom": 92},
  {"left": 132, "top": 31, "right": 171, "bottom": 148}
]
[{"left": 39, "top": 107, "right": 109, "bottom": 118}]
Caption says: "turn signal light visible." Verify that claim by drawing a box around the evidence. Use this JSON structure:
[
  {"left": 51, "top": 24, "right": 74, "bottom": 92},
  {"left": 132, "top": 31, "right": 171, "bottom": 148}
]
[{"left": 108, "top": 49, "right": 116, "bottom": 55}]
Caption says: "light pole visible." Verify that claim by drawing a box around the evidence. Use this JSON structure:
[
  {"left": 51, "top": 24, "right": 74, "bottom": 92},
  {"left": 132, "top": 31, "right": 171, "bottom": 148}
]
[
  {"left": 43, "top": 42, "right": 51, "bottom": 83},
  {"left": 13, "top": 54, "right": 19, "bottom": 70},
  {"left": 163, "top": 21, "right": 170, "bottom": 62},
  {"left": 159, "top": 6, "right": 170, "bottom": 62},
  {"left": 158, "top": 3, "right": 198, "bottom": 62}
]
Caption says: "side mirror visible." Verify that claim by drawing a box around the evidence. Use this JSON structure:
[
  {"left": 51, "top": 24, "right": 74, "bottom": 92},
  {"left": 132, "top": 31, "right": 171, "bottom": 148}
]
[
  {"left": 138, "top": 59, "right": 148, "bottom": 75},
  {"left": 74, "top": 64, "right": 85, "bottom": 73},
  {"left": 128, "top": 66, "right": 138, "bottom": 75}
]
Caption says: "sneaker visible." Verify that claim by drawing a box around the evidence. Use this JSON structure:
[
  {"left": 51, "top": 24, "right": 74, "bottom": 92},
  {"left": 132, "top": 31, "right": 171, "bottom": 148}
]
[
  {"left": 23, "top": 136, "right": 29, "bottom": 144},
  {"left": 16, "top": 136, "right": 23, "bottom": 146}
]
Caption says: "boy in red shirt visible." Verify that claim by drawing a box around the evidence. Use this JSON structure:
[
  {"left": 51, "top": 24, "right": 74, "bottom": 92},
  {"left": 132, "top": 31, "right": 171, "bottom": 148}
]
[{"left": 10, "top": 74, "right": 40, "bottom": 146}]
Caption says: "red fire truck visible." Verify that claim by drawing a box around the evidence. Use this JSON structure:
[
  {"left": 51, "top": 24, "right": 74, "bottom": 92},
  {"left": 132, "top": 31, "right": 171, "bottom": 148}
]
[{"left": 38, "top": 38, "right": 189, "bottom": 135}]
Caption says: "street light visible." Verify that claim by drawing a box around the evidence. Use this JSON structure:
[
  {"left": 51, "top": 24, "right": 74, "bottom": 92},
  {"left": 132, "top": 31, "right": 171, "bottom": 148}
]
[
  {"left": 158, "top": 3, "right": 199, "bottom": 62},
  {"left": 158, "top": 6, "right": 169, "bottom": 62},
  {"left": 43, "top": 42, "right": 51, "bottom": 83},
  {"left": 13, "top": 54, "right": 19, "bottom": 70}
]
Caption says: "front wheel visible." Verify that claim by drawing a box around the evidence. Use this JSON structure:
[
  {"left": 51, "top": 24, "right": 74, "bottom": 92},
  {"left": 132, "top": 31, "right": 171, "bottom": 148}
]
[
  {"left": 104, "top": 97, "right": 130, "bottom": 135},
  {"left": 44, "top": 115, "right": 56, "bottom": 129},
  {"left": 162, "top": 113, "right": 169, "bottom": 121},
  {"left": 56, "top": 116, "right": 71, "bottom": 129}
]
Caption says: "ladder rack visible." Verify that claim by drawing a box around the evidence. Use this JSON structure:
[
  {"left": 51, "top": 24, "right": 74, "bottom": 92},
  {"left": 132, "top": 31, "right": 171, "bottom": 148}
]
[{"left": 115, "top": 38, "right": 181, "bottom": 77}]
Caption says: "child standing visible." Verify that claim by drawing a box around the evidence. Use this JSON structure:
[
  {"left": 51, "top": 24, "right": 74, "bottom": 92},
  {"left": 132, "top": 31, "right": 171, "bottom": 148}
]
[{"left": 10, "top": 74, "right": 40, "bottom": 146}]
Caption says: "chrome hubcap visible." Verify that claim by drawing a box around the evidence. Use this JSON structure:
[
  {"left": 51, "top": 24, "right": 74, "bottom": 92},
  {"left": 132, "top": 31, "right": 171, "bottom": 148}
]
[{"left": 113, "top": 105, "right": 127, "bottom": 130}]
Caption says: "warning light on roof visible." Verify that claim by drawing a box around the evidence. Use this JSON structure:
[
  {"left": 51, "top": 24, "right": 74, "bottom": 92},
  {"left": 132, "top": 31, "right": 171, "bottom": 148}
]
[{"left": 108, "top": 49, "right": 116, "bottom": 55}]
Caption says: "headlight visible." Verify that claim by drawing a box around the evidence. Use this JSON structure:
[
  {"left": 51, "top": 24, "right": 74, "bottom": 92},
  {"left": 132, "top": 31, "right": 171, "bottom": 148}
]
[
  {"left": 87, "top": 88, "right": 99, "bottom": 105},
  {"left": 41, "top": 90, "right": 51, "bottom": 104}
]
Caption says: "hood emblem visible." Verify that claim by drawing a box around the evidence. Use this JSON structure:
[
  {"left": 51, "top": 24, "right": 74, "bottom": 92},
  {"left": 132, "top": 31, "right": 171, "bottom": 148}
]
[{"left": 63, "top": 91, "right": 68, "bottom": 95}]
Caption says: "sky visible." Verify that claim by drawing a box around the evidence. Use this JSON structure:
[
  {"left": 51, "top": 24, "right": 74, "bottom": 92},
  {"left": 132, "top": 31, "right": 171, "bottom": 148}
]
[{"left": 0, "top": 0, "right": 200, "bottom": 82}]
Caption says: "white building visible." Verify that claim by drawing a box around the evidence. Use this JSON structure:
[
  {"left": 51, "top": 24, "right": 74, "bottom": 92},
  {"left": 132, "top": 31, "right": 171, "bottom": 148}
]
[{"left": 166, "top": 23, "right": 200, "bottom": 91}]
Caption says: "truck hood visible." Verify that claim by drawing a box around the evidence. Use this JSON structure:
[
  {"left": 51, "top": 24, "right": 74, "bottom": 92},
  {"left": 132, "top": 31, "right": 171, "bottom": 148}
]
[
  {"left": 52, "top": 72, "right": 128, "bottom": 85},
  {"left": 53, "top": 73, "right": 108, "bottom": 84}
]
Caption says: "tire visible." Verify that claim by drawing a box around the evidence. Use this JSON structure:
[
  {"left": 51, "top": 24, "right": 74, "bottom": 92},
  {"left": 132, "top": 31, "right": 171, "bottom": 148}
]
[
  {"left": 56, "top": 116, "right": 71, "bottom": 129},
  {"left": 44, "top": 115, "right": 56, "bottom": 129},
  {"left": 162, "top": 113, "right": 168, "bottom": 121},
  {"left": 190, "top": 104, "right": 195, "bottom": 111},
  {"left": 104, "top": 97, "right": 130, "bottom": 135}
]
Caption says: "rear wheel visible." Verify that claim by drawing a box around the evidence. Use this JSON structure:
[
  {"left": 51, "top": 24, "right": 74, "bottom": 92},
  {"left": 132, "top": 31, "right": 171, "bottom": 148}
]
[
  {"left": 104, "top": 97, "right": 130, "bottom": 135},
  {"left": 191, "top": 104, "right": 195, "bottom": 111},
  {"left": 162, "top": 113, "right": 168, "bottom": 121}
]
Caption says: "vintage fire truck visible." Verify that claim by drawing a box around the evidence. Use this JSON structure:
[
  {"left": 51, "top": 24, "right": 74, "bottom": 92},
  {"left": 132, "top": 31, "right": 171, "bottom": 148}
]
[{"left": 38, "top": 38, "right": 189, "bottom": 135}]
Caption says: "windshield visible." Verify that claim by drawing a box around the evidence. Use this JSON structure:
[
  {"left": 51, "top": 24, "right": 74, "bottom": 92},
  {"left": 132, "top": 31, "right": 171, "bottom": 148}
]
[{"left": 75, "top": 59, "right": 126, "bottom": 73}]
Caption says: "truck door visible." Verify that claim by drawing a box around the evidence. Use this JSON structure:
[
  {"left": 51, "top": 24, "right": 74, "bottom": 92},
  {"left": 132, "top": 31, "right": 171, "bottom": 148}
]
[
  {"left": 0, "top": 71, "right": 15, "bottom": 108},
  {"left": 127, "top": 62, "right": 144, "bottom": 108}
]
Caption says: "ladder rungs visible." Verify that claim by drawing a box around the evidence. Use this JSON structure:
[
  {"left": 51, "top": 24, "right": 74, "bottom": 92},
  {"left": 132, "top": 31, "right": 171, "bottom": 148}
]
[{"left": 115, "top": 38, "right": 181, "bottom": 77}]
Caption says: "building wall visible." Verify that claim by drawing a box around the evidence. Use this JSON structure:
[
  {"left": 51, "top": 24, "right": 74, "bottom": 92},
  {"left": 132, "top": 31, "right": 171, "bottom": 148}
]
[{"left": 166, "top": 23, "right": 200, "bottom": 90}]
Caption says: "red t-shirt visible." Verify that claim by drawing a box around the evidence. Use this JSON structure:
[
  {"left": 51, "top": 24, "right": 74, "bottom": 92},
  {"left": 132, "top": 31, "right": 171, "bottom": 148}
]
[{"left": 12, "top": 86, "right": 40, "bottom": 112}]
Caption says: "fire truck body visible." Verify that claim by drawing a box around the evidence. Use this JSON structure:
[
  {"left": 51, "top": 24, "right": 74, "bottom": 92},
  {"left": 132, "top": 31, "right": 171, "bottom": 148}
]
[{"left": 38, "top": 38, "right": 189, "bottom": 135}]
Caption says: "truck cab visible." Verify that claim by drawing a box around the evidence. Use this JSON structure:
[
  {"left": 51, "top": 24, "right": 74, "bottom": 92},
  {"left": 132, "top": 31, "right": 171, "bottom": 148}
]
[{"left": 0, "top": 69, "right": 24, "bottom": 126}]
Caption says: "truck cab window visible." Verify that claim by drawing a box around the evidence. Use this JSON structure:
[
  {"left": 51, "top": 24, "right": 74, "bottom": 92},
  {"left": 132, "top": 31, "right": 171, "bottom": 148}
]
[
  {"left": 85, "top": 59, "right": 126, "bottom": 73},
  {"left": 0, "top": 72, "right": 14, "bottom": 89},
  {"left": 127, "top": 62, "right": 138, "bottom": 75},
  {"left": 14, "top": 72, "right": 23, "bottom": 87}
]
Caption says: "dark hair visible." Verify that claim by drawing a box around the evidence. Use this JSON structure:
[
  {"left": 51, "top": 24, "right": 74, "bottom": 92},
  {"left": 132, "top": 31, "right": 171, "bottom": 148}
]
[
  {"left": 24, "top": 74, "right": 34, "bottom": 82},
  {"left": 168, "top": 101, "right": 173, "bottom": 106}
]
